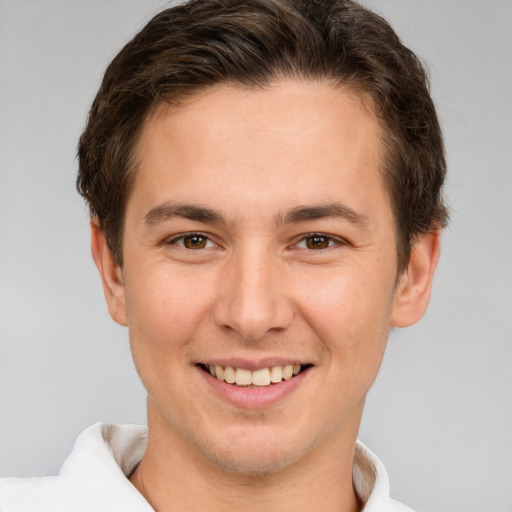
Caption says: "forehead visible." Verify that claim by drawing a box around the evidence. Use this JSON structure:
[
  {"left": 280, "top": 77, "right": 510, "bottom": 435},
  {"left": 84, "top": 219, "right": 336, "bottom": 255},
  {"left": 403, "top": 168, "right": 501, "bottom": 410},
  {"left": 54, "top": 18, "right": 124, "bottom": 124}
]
[
  {"left": 143, "top": 81, "right": 380, "bottom": 155},
  {"left": 130, "top": 80, "right": 389, "bottom": 225}
]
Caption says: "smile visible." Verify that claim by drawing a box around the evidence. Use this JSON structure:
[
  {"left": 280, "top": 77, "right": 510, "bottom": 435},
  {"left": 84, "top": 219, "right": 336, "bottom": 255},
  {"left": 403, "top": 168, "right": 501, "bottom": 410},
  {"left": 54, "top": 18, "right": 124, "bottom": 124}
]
[{"left": 198, "top": 364, "right": 311, "bottom": 387}]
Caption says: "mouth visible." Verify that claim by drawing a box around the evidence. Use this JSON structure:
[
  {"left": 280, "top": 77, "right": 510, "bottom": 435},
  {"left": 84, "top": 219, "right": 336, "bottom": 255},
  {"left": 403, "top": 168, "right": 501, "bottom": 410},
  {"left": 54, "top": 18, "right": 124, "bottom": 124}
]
[{"left": 197, "top": 363, "right": 313, "bottom": 387}]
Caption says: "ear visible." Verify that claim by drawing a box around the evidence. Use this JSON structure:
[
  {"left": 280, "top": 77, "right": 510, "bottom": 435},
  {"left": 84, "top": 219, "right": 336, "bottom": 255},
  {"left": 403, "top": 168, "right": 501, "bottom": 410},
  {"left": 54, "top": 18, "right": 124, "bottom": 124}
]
[
  {"left": 391, "top": 230, "right": 441, "bottom": 328},
  {"left": 90, "top": 219, "right": 128, "bottom": 326}
]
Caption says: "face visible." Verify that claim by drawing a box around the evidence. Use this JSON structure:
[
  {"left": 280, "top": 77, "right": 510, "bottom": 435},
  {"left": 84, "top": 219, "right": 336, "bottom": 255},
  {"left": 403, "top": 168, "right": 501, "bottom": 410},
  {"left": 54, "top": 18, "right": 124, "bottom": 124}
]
[{"left": 94, "top": 80, "right": 438, "bottom": 475}]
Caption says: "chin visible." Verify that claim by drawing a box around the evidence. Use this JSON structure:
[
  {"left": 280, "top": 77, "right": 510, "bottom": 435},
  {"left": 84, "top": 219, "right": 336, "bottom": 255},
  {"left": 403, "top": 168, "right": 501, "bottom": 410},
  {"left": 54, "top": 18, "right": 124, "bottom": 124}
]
[
  {"left": 193, "top": 429, "right": 309, "bottom": 476},
  {"left": 203, "top": 447, "right": 302, "bottom": 476}
]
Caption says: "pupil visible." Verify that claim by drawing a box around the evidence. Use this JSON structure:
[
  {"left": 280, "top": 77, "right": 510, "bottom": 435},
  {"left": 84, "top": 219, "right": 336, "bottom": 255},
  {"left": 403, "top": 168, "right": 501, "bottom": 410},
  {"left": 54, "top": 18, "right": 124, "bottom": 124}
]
[
  {"left": 307, "top": 236, "right": 328, "bottom": 249},
  {"left": 185, "top": 236, "right": 206, "bottom": 249}
]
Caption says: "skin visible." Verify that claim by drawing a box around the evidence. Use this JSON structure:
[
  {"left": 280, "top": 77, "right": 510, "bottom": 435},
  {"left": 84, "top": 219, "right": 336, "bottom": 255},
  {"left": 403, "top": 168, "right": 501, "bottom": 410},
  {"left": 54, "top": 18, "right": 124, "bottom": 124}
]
[{"left": 92, "top": 80, "right": 440, "bottom": 511}]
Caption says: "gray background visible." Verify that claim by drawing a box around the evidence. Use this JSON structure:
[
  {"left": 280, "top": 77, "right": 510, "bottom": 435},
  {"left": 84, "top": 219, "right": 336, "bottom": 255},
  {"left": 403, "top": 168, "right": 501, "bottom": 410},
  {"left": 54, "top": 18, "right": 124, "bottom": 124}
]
[{"left": 0, "top": 1, "right": 511, "bottom": 511}]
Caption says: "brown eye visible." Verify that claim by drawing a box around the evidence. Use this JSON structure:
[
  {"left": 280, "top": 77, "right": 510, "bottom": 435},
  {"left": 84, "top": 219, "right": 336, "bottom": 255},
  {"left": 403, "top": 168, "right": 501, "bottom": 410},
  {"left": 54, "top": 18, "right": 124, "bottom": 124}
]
[
  {"left": 305, "top": 235, "right": 330, "bottom": 249},
  {"left": 183, "top": 235, "right": 208, "bottom": 249}
]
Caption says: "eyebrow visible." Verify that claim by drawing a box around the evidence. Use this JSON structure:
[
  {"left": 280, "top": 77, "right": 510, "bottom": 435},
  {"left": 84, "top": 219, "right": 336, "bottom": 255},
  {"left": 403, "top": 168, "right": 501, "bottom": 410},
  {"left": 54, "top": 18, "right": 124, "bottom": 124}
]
[
  {"left": 144, "top": 201, "right": 367, "bottom": 227},
  {"left": 275, "top": 202, "right": 368, "bottom": 226},
  {"left": 144, "top": 202, "right": 225, "bottom": 226}
]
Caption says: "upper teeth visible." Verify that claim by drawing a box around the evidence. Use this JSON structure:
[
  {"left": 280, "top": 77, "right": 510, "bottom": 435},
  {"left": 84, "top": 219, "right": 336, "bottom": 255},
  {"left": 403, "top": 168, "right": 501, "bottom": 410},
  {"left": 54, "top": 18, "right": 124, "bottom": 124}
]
[{"left": 208, "top": 364, "right": 302, "bottom": 386}]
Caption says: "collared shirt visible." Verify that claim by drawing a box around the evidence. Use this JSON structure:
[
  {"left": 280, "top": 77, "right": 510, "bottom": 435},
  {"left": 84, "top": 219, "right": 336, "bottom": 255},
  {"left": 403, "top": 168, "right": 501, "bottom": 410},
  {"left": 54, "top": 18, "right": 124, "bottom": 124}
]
[{"left": 0, "top": 423, "right": 414, "bottom": 511}]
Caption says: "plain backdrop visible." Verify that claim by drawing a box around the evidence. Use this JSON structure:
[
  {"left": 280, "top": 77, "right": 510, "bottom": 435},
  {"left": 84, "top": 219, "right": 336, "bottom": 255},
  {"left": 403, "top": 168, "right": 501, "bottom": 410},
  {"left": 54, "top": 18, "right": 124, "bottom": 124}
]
[{"left": 1, "top": 1, "right": 511, "bottom": 511}]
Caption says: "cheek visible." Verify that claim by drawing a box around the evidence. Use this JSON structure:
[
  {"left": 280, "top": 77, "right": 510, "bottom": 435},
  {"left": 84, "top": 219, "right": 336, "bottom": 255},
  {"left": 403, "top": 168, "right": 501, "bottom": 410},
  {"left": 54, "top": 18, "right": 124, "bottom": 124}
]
[
  {"left": 294, "top": 263, "right": 394, "bottom": 362},
  {"left": 296, "top": 268, "right": 394, "bottom": 420},
  {"left": 124, "top": 266, "right": 213, "bottom": 368},
  {"left": 298, "top": 260, "right": 393, "bottom": 317}
]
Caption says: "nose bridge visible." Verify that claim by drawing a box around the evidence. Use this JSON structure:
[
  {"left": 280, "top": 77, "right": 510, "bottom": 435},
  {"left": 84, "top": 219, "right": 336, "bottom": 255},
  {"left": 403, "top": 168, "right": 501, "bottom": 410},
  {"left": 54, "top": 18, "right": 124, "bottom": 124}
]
[{"left": 213, "top": 242, "right": 291, "bottom": 340}]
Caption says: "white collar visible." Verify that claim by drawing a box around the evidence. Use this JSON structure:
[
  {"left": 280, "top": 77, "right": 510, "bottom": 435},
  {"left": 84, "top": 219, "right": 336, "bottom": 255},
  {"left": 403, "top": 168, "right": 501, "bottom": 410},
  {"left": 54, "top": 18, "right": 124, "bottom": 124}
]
[{"left": 1, "top": 422, "right": 413, "bottom": 511}]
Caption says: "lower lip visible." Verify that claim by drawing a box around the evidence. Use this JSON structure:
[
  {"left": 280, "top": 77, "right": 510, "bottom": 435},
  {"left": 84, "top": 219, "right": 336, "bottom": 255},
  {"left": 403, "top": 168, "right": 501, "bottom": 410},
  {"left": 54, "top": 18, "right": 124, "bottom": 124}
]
[{"left": 198, "top": 366, "right": 311, "bottom": 409}]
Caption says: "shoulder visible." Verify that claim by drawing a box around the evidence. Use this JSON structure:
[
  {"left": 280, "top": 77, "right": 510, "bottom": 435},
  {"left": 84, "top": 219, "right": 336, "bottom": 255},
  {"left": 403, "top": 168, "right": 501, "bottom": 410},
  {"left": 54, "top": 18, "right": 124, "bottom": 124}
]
[
  {"left": 0, "top": 475, "right": 70, "bottom": 512},
  {"left": 0, "top": 423, "right": 152, "bottom": 512}
]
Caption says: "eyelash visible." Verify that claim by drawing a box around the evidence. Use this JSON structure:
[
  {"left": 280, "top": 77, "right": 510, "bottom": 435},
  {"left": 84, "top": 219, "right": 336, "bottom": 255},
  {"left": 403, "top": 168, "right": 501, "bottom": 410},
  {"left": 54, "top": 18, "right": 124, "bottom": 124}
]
[
  {"left": 166, "top": 232, "right": 344, "bottom": 251},
  {"left": 293, "top": 233, "right": 345, "bottom": 250},
  {"left": 167, "top": 232, "right": 217, "bottom": 250}
]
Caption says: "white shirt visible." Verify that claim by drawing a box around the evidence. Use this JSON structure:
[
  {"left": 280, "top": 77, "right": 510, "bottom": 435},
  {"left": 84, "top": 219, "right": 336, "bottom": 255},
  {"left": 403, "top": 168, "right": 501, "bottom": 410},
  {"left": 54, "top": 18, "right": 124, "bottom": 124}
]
[{"left": 0, "top": 423, "right": 414, "bottom": 511}]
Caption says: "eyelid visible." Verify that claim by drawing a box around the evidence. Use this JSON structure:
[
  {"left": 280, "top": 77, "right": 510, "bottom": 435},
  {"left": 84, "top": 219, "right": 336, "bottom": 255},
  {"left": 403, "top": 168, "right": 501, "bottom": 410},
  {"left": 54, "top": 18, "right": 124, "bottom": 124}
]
[
  {"left": 164, "top": 231, "right": 347, "bottom": 250},
  {"left": 166, "top": 231, "right": 218, "bottom": 249},
  {"left": 292, "top": 232, "right": 347, "bottom": 249}
]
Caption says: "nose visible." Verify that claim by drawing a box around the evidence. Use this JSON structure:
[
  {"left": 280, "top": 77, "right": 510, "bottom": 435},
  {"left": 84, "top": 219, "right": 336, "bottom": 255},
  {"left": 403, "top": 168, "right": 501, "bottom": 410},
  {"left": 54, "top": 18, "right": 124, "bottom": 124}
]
[{"left": 212, "top": 247, "right": 294, "bottom": 341}]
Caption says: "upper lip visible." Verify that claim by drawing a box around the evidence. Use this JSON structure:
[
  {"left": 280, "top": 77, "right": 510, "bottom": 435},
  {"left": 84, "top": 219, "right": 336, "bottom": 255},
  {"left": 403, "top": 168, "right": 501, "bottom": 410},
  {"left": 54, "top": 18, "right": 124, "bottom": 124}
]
[{"left": 197, "top": 358, "right": 311, "bottom": 371}]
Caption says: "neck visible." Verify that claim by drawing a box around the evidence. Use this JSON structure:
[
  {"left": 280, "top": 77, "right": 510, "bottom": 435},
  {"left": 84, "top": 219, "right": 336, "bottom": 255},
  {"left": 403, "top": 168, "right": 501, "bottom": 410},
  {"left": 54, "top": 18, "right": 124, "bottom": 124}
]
[{"left": 130, "top": 402, "right": 362, "bottom": 512}]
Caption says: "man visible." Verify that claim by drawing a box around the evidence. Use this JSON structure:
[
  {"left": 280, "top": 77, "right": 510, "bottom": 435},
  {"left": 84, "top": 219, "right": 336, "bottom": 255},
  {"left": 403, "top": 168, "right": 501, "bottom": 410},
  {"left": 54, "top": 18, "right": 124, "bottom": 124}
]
[{"left": 0, "top": 0, "right": 448, "bottom": 510}]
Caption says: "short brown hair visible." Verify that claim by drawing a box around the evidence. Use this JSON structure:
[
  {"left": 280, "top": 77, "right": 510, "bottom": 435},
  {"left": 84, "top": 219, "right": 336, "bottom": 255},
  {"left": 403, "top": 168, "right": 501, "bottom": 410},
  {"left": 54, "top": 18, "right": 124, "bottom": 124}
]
[{"left": 77, "top": 0, "right": 449, "bottom": 271}]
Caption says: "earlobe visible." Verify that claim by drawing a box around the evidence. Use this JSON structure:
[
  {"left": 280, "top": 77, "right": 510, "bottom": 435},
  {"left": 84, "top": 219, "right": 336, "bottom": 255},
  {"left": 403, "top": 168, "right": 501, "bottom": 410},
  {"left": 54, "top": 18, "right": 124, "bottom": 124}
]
[
  {"left": 90, "top": 219, "right": 128, "bottom": 326},
  {"left": 391, "top": 230, "right": 441, "bottom": 328}
]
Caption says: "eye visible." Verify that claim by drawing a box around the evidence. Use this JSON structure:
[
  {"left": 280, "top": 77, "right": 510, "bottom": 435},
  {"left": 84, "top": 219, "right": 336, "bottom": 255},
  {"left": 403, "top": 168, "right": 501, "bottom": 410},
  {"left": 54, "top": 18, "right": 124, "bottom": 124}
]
[
  {"left": 295, "top": 234, "right": 340, "bottom": 250},
  {"left": 169, "top": 233, "right": 216, "bottom": 250}
]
